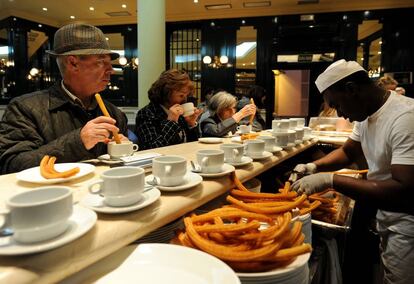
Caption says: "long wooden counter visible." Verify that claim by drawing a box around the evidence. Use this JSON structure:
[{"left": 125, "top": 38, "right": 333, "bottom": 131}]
[{"left": 0, "top": 138, "right": 317, "bottom": 284}]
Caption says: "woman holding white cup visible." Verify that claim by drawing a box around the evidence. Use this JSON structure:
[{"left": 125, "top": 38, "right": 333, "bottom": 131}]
[{"left": 201, "top": 91, "right": 256, "bottom": 137}]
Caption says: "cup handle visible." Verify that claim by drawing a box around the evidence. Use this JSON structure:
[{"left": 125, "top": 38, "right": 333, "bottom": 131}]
[
  {"left": 236, "top": 126, "right": 240, "bottom": 131},
  {"left": 0, "top": 210, "right": 10, "bottom": 229},
  {"left": 132, "top": 144, "right": 139, "bottom": 152},
  {"left": 232, "top": 149, "right": 239, "bottom": 161},
  {"left": 165, "top": 165, "right": 172, "bottom": 176},
  {"left": 88, "top": 180, "right": 104, "bottom": 195},
  {"left": 201, "top": 157, "right": 209, "bottom": 170}
]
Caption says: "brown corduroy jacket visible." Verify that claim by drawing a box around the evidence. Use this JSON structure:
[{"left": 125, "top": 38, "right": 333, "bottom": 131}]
[{"left": 0, "top": 83, "right": 128, "bottom": 174}]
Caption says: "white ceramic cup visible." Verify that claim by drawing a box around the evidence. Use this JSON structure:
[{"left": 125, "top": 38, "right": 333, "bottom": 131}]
[
  {"left": 272, "top": 131, "right": 289, "bottom": 146},
  {"left": 108, "top": 141, "right": 139, "bottom": 159},
  {"left": 88, "top": 167, "right": 145, "bottom": 207},
  {"left": 287, "top": 130, "right": 297, "bottom": 144},
  {"left": 246, "top": 139, "right": 265, "bottom": 157},
  {"left": 0, "top": 187, "right": 73, "bottom": 243},
  {"left": 303, "top": 127, "right": 312, "bottom": 139},
  {"left": 237, "top": 125, "right": 252, "bottom": 134},
  {"left": 272, "top": 119, "right": 290, "bottom": 132},
  {"left": 294, "top": 127, "right": 305, "bottom": 141},
  {"left": 220, "top": 143, "right": 244, "bottom": 163},
  {"left": 196, "top": 149, "right": 224, "bottom": 173},
  {"left": 152, "top": 155, "right": 187, "bottom": 186},
  {"left": 292, "top": 118, "right": 306, "bottom": 128},
  {"left": 259, "top": 135, "right": 277, "bottom": 152},
  {"left": 288, "top": 118, "right": 298, "bottom": 129},
  {"left": 181, "top": 102, "right": 195, "bottom": 117}
]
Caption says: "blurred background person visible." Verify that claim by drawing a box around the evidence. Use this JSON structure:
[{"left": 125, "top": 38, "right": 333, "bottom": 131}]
[
  {"left": 395, "top": 86, "right": 406, "bottom": 96},
  {"left": 201, "top": 91, "right": 256, "bottom": 137},
  {"left": 377, "top": 75, "right": 398, "bottom": 91},
  {"left": 135, "top": 69, "right": 201, "bottom": 150}
]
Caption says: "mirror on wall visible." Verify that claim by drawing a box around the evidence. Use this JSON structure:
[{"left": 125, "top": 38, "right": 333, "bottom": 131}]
[
  {"left": 235, "top": 26, "right": 256, "bottom": 97},
  {"left": 0, "top": 28, "right": 14, "bottom": 100},
  {"left": 357, "top": 20, "right": 382, "bottom": 78}
]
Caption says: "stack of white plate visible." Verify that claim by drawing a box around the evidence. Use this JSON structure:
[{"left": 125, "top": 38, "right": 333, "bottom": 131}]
[
  {"left": 299, "top": 213, "right": 312, "bottom": 245},
  {"left": 237, "top": 253, "right": 310, "bottom": 284},
  {"left": 134, "top": 217, "right": 184, "bottom": 244}
]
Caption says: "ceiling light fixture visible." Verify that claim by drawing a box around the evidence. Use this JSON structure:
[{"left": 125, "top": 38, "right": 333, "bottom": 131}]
[
  {"left": 202, "top": 55, "right": 230, "bottom": 68},
  {"left": 122, "top": 4, "right": 127, "bottom": 8},
  {"left": 70, "top": 16, "right": 75, "bottom": 19},
  {"left": 205, "top": 4, "right": 232, "bottom": 10},
  {"left": 243, "top": 1, "right": 270, "bottom": 8},
  {"left": 194, "top": 0, "right": 199, "bottom": 3},
  {"left": 89, "top": 7, "right": 95, "bottom": 11},
  {"left": 42, "top": 7, "right": 48, "bottom": 11}
]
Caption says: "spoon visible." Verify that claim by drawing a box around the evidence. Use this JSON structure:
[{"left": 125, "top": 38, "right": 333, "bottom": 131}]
[
  {"left": 190, "top": 161, "right": 202, "bottom": 173},
  {"left": 146, "top": 176, "right": 159, "bottom": 186}
]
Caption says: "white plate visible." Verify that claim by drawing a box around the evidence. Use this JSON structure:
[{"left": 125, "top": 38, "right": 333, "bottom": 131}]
[
  {"left": 237, "top": 252, "right": 310, "bottom": 279},
  {"left": 198, "top": 137, "right": 223, "bottom": 144},
  {"left": 266, "top": 146, "right": 283, "bottom": 153},
  {"left": 227, "top": 156, "right": 253, "bottom": 167},
  {"left": 96, "top": 154, "right": 123, "bottom": 165},
  {"left": 0, "top": 205, "right": 97, "bottom": 255},
  {"left": 95, "top": 244, "right": 240, "bottom": 284},
  {"left": 196, "top": 163, "right": 235, "bottom": 178},
  {"left": 282, "top": 143, "right": 296, "bottom": 150},
  {"left": 145, "top": 172, "right": 203, "bottom": 192},
  {"left": 16, "top": 163, "right": 95, "bottom": 184},
  {"left": 80, "top": 187, "right": 161, "bottom": 214},
  {"left": 247, "top": 151, "right": 273, "bottom": 160}
]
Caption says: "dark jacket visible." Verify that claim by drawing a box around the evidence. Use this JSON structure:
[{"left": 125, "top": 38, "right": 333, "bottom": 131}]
[
  {"left": 0, "top": 83, "right": 128, "bottom": 174},
  {"left": 237, "top": 96, "right": 266, "bottom": 131},
  {"left": 134, "top": 102, "right": 199, "bottom": 150},
  {"left": 201, "top": 114, "right": 237, "bottom": 137}
]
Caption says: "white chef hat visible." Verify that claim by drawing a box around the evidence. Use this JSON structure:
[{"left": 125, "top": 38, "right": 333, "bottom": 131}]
[{"left": 315, "top": 59, "right": 366, "bottom": 93}]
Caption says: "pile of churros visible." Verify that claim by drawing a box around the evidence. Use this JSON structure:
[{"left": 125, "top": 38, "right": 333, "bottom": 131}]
[
  {"left": 308, "top": 189, "right": 340, "bottom": 224},
  {"left": 240, "top": 133, "right": 260, "bottom": 141},
  {"left": 39, "top": 155, "right": 80, "bottom": 179},
  {"left": 172, "top": 174, "right": 316, "bottom": 272}
]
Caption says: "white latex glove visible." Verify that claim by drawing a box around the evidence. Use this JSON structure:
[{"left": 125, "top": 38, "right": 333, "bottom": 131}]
[
  {"left": 291, "top": 173, "right": 334, "bottom": 195},
  {"left": 288, "top": 162, "right": 317, "bottom": 182}
]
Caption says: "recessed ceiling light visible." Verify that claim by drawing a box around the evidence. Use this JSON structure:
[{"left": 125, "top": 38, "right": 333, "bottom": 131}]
[
  {"left": 194, "top": 0, "right": 199, "bottom": 3},
  {"left": 122, "top": 4, "right": 127, "bottom": 8},
  {"left": 70, "top": 16, "right": 75, "bottom": 19},
  {"left": 243, "top": 1, "right": 270, "bottom": 8},
  {"left": 89, "top": 7, "right": 94, "bottom": 11},
  {"left": 38, "top": 24, "right": 42, "bottom": 27},
  {"left": 105, "top": 37, "right": 109, "bottom": 41},
  {"left": 205, "top": 4, "right": 232, "bottom": 10},
  {"left": 42, "top": 7, "right": 48, "bottom": 11}
]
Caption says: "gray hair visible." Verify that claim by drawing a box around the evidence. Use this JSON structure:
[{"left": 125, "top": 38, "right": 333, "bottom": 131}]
[
  {"left": 55, "top": 56, "right": 67, "bottom": 77},
  {"left": 208, "top": 91, "right": 236, "bottom": 116}
]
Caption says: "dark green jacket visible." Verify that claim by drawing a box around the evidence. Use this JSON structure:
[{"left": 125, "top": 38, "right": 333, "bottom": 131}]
[{"left": 0, "top": 83, "right": 128, "bottom": 174}]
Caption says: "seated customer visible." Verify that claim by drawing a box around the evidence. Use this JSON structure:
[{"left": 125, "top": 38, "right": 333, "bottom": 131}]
[
  {"left": 0, "top": 23, "right": 128, "bottom": 174},
  {"left": 201, "top": 91, "right": 256, "bottom": 137},
  {"left": 135, "top": 69, "right": 202, "bottom": 150},
  {"left": 237, "top": 85, "right": 266, "bottom": 131}
]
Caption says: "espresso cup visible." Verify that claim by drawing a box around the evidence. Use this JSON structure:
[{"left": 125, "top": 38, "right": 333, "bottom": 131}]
[
  {"left": 220, "top": 143, "right": 244, "bottom": 163},
  {"left": 237, "top": 125, "right": 252, "bottom": 134},
  {"left": 272, "top": 119, "right": 290, "bottom": 132},
  {"left": 272, "top": 131, "right": 289, "bottom": 146},
  {"left": 294, "top": 127, "right": 305, "bottom": 141},
  {"left": 152, "top": 155, "right": 187, "bottom": 186},
  {"left": 259, "top": 135, "right": 277, "bottom": 152},
  {"left": 88, "top": 167, "right": 145, "bottom": 207},
  {"left": 181, "top": 102, "right": 195, "bottom": 117},
  {"left": 287, "top": 130, "right": 297, "bottom": 144},
  {"left": 197, "top": 149, "right": 224, "bottom": 173},
  {"left": 108, "top": 141, "right": 139, "bottom": 159},
  {"left": 291, "top": 118, "right": 306, "bottom": 128},
  {"left": 0, "top": 187, "right": 73, "bottom": 243},
  {"left": 303, "top": 127, "right": 312, "bottom": 139},
  {"left": 246, "top": 139, "right": 265, "bottom": 157},
  {"left": 288, "top": 118, "right": 298, "bottom": 129}
]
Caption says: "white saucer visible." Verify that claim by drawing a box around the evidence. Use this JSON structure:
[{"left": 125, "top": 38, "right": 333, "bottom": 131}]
[
  {"left": 80, "top": 187, "right": 161, "bottom": 214},
  {"left": 282, "top": 143, "right": 296, "bottom": 150},
  {"left": 196, "top": 163, "right": 235, "bottom": 178},
  {"left": 266, "top": 146, "right": 283, "bottom": 153},
  {"left": 198, "top": 137, "right": 223, "bottom": 144},
  {"left": 226, "top": 156, "right": 253, "bottom": 167},
  {"left": 295, "top": 139, "right": 303, "bottom": 145},
  {"left": 0, "top": 205, "right": 97, "bottom": 255},
  {"left": 247, "top": 151, "right": 273, "bottom": 160},
  {"left": 145, "top": 172, "right": 202, "bottom": 192},
  {"left": 230, "top": 136, "right": 242, "bottom": 143},
  {"left": 96, "top": 154, "right": 123, "bottom": 165}
]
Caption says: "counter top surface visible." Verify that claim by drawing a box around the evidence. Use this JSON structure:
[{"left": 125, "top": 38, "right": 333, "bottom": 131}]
[{"left": 0, "top": 137, "right": 317, "bottom": 284}]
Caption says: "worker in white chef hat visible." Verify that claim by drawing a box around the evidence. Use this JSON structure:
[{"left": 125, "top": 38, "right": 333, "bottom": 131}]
[{"left": 291, "top": 59, "right": 414, "bottom": 284}]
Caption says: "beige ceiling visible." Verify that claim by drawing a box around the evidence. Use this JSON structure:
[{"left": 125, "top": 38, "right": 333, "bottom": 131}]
[{"left": 0, "top": 0, "right": 413, "bottom": 27}]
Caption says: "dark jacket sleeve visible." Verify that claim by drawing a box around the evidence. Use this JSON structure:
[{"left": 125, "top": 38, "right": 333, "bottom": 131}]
[
  {"left": 0, "top": 100, "right": 91, "bottom": 174},
  {"left": 201, "top": 116, "right": 237, "bottom": 137}
]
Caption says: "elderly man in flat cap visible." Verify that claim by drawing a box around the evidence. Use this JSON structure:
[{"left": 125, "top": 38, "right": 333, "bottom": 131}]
[
  {"left": 291, "top": 59, "right": 414, "bottom": 284},
  {"left": 0, "top": 23, "right": 128, "bottom": 173}
]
